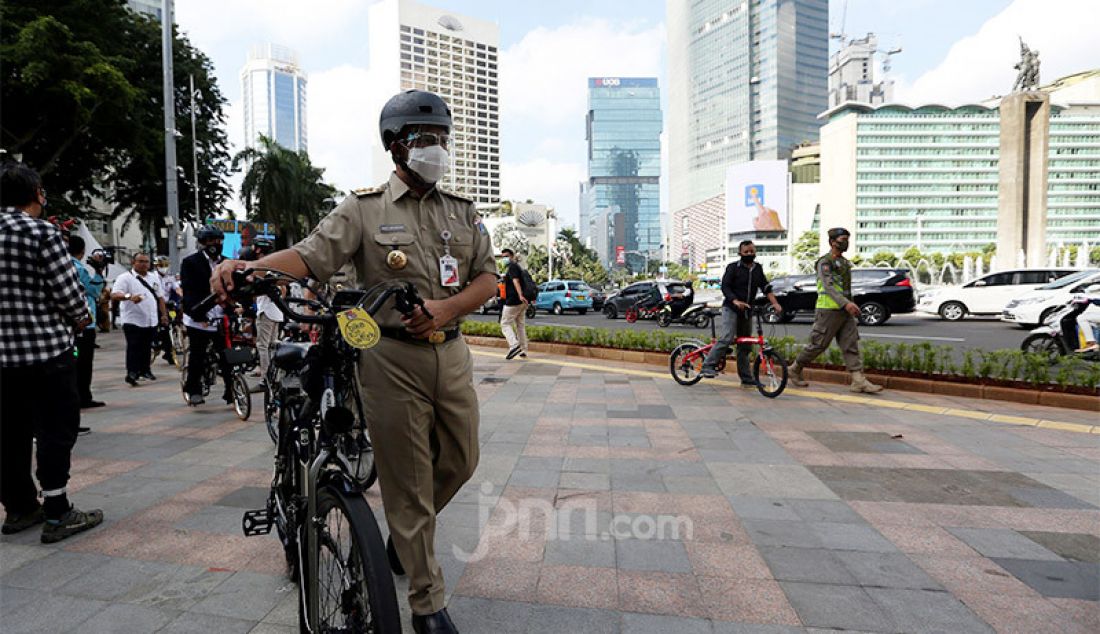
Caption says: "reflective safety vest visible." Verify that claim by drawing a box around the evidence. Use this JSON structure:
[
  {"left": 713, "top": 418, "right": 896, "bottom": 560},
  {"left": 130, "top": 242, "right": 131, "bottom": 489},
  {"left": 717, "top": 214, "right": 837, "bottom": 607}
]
[{"left": 815, "top": 254, "right": 851, "bottom": 310}]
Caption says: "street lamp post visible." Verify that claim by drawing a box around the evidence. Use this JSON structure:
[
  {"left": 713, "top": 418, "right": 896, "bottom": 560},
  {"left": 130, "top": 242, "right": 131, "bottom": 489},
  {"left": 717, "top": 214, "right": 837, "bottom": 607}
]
[
  {"left": 161, "top": 0, "right": 181, "bottom": 270},
  {"left": 189, "top": 74, "right": 201, "bottom": 224}
]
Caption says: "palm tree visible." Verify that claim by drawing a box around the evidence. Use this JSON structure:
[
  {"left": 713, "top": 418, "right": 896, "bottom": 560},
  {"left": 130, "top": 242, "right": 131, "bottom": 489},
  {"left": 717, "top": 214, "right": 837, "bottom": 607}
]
[{"left": 234, "top": 135, "right": 337, "bottom": 244}]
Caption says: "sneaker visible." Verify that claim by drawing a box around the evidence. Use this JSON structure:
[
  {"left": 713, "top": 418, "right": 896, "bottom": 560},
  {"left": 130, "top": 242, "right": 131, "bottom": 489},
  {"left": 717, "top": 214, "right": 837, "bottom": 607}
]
[
  {"left": 80, "top": 400, "right": 106, "bottom": 409},
  {"left": 506, "top": 346, "right": 522, "bottom": 360},
  {"left": 2, "top": 507, "right": 44, "bottom": 534},
  {"left": 78, "top": 426, "right": 91, "bottom": 435},
  {"left": 41, "top": 506, "right": 104, "bottom": 544},
  {"left": 700, "top": 367, "right": 717, "bottom": 379},
  {"left": 519, "top": 352, "right": 527, "bottom": 358},
  {"left": 188, "top": 393, "right": 205, "bottom": 406},
  {"left": 140, "top": 371, "right": 157, "bottom": 381},
  {"left": 124, "top": 374, "right": 139, "bottom": 387},
  {"left": 740, "top": 380, "right": 760, "bottom": 388}
]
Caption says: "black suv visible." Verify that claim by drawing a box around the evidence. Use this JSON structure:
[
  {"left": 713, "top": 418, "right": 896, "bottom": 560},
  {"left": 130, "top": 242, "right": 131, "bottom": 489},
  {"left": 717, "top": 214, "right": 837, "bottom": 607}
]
[
  {"left": 766, "top": 268, "right": 916, "bottom": 326},
  {"left": 603, "top": 281, "right": 688, "bottom": 319}
]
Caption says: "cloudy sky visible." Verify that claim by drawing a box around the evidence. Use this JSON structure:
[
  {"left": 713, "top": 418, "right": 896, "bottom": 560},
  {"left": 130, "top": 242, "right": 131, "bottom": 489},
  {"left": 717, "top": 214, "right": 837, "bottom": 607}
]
[{"left": 175, "top": 0, "right": 1095, "bottom": 228}]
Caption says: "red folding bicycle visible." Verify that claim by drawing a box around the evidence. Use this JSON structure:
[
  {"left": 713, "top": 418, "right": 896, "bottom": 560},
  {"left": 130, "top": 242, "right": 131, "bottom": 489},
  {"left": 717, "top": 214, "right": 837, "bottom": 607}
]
[{"left": 668, "top": 303, "right": 789, "bottom": 397}]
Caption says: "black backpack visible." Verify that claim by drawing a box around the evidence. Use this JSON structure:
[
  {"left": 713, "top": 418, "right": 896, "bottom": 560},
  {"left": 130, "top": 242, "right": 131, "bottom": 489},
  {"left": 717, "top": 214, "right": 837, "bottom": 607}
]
[{"left": 520, "top": 268, "right": 539, "bottom": 302}]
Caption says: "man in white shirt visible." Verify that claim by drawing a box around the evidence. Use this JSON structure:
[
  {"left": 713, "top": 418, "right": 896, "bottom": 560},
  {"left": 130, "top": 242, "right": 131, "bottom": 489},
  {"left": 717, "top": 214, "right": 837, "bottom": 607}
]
[
  {"left": 150, "top": 255, "right": 182, "bottom": 366},
  {"left": 110, "top": 252, "right": 167, "bottom": 386}
]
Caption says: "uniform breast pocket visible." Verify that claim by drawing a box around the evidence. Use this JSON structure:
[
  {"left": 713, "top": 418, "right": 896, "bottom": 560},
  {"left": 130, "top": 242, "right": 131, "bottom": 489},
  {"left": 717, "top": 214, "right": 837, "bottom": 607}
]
[
  {"left": 447, "top": 229, "right": 476, "bottom": 262},
  {"left": 372, "top": 232, "right": 418, "bottom": 273}
]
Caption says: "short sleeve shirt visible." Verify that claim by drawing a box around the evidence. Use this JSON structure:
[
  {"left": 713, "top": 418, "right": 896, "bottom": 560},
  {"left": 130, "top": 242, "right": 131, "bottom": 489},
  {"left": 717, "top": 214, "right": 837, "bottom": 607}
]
[
  {"left": 503, "top": 262, "right": 523, "bottom": 306},
  {"left": 112, "top": 270, "right": 162, "bottom": 328},
  {"left": 292, "top": 172, "right": 497, "bottom": 329}
]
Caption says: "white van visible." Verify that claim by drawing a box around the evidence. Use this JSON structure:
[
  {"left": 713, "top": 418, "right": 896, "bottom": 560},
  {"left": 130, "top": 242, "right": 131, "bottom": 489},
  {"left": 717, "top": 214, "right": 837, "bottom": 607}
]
[
  {"left": 917, "top": 268, "right": 1079, "bottom": 321},
  {"left": 1001, "top": 270, "right": 1100, "bottom": 327}
]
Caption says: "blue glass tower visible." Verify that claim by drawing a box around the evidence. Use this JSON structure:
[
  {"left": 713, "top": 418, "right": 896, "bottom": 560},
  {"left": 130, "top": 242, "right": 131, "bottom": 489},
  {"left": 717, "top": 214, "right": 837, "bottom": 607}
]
[{"left": 582, "top": 78, "right": 662, "bottom": 270}]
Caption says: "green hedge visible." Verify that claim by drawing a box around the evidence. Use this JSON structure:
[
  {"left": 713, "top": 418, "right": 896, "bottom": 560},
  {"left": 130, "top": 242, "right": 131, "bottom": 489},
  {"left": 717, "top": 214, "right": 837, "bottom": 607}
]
[{"left": 461, "top": 321, "right": 1100, "bottom": 391}]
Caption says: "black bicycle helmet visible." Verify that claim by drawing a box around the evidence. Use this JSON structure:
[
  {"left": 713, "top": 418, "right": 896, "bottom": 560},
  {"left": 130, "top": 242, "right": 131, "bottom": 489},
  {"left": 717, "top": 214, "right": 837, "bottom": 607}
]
[
  {"left": 196, "top": 225, "right": 224, "bottom": 243},
  {"left": 253, "top": 236, "right": 274, "bottom": 251},
  {"left": 827, "top": 227, "right": 851, "bottom": 241},
  {"left": 379, "top": 90, "right": 452, "bottom": 150}
]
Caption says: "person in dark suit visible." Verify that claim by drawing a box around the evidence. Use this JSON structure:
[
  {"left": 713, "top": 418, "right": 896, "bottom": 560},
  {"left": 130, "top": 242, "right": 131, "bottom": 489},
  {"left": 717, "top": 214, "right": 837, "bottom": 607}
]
[{"left": 180, "top": 226, "right": 232, "bottom": 406}]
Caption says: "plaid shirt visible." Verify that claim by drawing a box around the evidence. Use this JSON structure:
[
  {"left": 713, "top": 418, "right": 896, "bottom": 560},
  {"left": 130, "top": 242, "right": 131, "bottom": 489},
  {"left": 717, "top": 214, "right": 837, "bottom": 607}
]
[{"left": 0, "top": 207, "right": 88, "bottom": 367}]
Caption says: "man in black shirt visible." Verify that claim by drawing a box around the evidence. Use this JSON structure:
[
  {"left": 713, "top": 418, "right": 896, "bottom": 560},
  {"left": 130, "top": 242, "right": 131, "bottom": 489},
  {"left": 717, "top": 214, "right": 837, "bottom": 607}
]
[
  {"left": 701, "top": 240, "right": 783, "bottom": 384},
  {"left": 500, "top": 248, "right": 528, "bottom": 360}
]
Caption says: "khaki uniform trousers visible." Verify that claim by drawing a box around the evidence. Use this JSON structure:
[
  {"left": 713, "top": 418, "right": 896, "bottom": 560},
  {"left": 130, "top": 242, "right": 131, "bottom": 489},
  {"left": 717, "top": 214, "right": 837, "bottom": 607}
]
[
  {"left": 794, "top": 309, "right": 864, "bottom": 372},
  {"left": 500, "top": 303, "right": 528, "bottom": 352},
  {"left": 359, "top": 335, "right": 480, "bottom": 614}
]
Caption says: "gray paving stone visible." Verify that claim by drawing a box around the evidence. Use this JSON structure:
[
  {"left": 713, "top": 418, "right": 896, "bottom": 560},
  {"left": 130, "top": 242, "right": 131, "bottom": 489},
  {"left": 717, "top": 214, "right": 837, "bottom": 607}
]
[
  {"left": 0, "top": 584, "right": 37, "bottom": 614},
  {"left": 865, "top": 587, "right": 995, "bottom": 634},
  {"left": 563, "top": 457, "right": 611, "bottom": 473},
  {"left": 710, "top": 623, "right": 805, "bottom": 634},
  {"left": 662, "top": 476, "right": 722, "bottom": 494},
  {"left": 526, "top": 605, "right": 620, "bottom": 633},
  {"left": 78, "top": 602, "right": 179, "bottom": 633},
  {"left": 160, "top": 612, "right": 256, "bottom": 634},
  {"left": 1019, "top": 531, "right": 1100, "bottom": 563},
  {"left": 559, "top": 472, "right": 611, "bottom": 491},
  {"left": 619, "top": 612, "right": 710, "bottom": 634},
  {"left": 0, "top": 544, "right": 52, "bottom": 576},
  {"left": 1, "top": 591, "right": 107, "bottom": 634},
  {"left": 947, "top": 527, "right": 1065, "bottom": 561},
  {"left": 615, "top": 539, "right": 691, "bottom": 573},
  {"left": 216, "top": 486, "right": 270, "bottom": 509},
  {"left": 991, "top": 558, "right": 1100, "bottom": 600},
  {"left": 118, "top": 564, "right": 235, "bottom": 611},
  {"left": 811, "top": 522, "right": 899, "bottom": 553},
  {"left": 834, "top": 551, "right": 944, "bottom": 590},
  {"left": 58, "top": 557, "right": 180, "bottom": 600},
  {"left": 544, "top": 536, "right": 616, "bottom": 567},
  {"left": 1, "top": 551, "right": 111, "bottom": 591},
  {"left": 448, "top": 596, "right": 532, "bottom": 632},
  {"left": 780, "top": 582, "right": 898, "bottom": 632},
  {"left": 727, "top": 497, "right": 801, "bottom": 521},
  {"left": 788, "top": 499, "right": 865, "bottom": 524},
  {"left": 189, "top": 571, "right": 293, "bottom": 621},
  {"left": 508, "top": 469, "right": 561, "bottom": 488},
  {"left": 609, "top": 435, "right": 652, "bottom": 448},
  {"left": 757, "top": 546, "right": 856, "bottom": 584},
  {"left": 515, "top": 456, "right": 564, "bottom": 471},
  {"left": 610, "top": 473, "right": 666, "bottom": 492},
  {"left": 743, "top": 520, "right": 823, "bottom": 548},
  {"left": 175, "top": 504, "right": 250, "bottom": 535}
]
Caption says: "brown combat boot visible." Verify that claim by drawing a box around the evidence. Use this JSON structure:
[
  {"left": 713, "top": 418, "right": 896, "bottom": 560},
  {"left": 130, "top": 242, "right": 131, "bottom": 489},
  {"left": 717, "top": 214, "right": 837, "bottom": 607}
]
[
  {"left": 789, "top": 362, "right": 809, "bottom": 387},
  {"left": 850, "top": 371, "right": 884, "bottom": 394}
]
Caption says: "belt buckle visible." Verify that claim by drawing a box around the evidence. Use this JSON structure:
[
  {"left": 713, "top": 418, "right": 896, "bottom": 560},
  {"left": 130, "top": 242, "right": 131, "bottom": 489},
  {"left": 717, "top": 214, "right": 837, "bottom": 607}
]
[{"left": 428, "top": 331, "right": 446, "bottom": 344}]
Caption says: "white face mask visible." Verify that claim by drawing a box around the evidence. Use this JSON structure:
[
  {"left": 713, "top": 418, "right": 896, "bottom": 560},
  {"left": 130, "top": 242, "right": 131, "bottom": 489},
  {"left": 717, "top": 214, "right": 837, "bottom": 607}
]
[
  {"left": 157, "top": 266, "right": 169, "bottom": 275},
  {"left": 406, "top": 145, "right": 449, "bottom": 184}
]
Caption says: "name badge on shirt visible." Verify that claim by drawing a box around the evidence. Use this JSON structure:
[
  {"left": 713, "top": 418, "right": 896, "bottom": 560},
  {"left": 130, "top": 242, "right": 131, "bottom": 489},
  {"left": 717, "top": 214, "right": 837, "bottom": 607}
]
[{"left": 439, "top": 255, "right": 460, "bottom": 287}]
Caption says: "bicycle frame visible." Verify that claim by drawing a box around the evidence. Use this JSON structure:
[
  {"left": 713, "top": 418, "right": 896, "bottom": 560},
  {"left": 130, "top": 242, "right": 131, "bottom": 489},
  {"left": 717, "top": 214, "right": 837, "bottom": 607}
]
[{"left": 678, "top": 305, "right": 773, "bottom": 372}]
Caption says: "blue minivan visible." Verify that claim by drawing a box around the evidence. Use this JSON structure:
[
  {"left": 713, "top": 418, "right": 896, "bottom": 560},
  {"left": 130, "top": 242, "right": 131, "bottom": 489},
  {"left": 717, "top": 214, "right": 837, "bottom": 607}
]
[{"left": 535, "top": 280, "right": 594, "bottom": 315}]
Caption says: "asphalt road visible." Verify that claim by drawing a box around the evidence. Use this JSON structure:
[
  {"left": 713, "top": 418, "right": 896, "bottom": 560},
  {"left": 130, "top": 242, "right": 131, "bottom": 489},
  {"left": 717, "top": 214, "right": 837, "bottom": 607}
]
[{"left": 468, "top": 308, "right": 1035, "bottom": 353}]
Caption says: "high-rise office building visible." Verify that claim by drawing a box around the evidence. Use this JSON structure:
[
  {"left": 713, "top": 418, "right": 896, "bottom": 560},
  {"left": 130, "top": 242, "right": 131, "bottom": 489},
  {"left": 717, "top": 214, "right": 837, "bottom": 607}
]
[
  {"left": 828, "top": 33, "right": 897, "bottom": 108},
  {"left": 240, "top": 44, "right": 308, "bottom": 152},
  {"left": 126, "top": 0, "right": 162, "bottom": 21},
  {"left": 367, "top": 0, "right": 500, "bottom": 204},
  {"left": 580, "top": 78, "right": 662, "bottom": 270},
  {"left": 667, "top": 0, "right": 828, "bottom": 213}
]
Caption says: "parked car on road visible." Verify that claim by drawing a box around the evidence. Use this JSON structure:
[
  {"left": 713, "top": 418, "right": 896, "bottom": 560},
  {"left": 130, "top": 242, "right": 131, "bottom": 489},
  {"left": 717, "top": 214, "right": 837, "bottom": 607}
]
[
  {"left": 918, "top": 268, "right": 1078, "bottom": 321},
  {"left": 603, "top": 280, "right": 689, "bottom": 319},
  {"left": 1001, "top": 269, "right": 1100, "bottom": 328},
  {"left": 767, "top": 269, "right": 917, "bottom": 326},
  {"left": 535, "top": 280, "right": 594, "bottom": 315}
]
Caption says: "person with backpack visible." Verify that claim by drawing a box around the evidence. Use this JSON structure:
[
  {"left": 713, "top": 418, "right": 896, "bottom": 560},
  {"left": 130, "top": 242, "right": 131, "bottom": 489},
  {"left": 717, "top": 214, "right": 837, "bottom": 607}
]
[{"left": 500, "top": 248, "right": 531, "bottom": 360}]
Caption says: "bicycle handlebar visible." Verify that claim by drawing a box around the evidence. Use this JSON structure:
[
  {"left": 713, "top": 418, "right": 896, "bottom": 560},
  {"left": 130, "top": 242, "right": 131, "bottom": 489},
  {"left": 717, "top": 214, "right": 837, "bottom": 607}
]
[{"left": 193, "top": 269, "right": 431, "bottom": 325}]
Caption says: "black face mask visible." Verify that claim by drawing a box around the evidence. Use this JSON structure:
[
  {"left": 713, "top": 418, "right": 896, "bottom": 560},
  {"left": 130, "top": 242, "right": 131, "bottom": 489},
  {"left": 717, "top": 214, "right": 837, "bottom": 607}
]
[
  {"left": 835, "top": 240, "right": 849, "bottom": 252},
  {"left": 204, "top": 244, "right": 222, "bottom": 259},
  {"left": 741, "top": 254, "right": 756, "bottom": 264}
]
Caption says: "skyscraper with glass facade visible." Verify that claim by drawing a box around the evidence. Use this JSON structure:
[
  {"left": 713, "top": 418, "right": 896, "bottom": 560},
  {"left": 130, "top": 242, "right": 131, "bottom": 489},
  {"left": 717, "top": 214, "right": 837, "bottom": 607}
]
[
  {"left": 241, "top": 44, "right": 308, "bottom": 153},
  {"left": 580, "top": 78, "right": 662, "bottom": 270},
  {"left": 667, "top": 0, "right": 828, "bottom": 213}
]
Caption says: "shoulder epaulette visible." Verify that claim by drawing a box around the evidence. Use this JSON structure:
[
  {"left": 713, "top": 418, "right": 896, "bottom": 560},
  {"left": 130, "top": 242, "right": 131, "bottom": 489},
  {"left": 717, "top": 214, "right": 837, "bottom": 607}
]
[
  {"left": 353, "top": 186, "right": 385, "bottom": 198},
  {"left": 438, "top": 188, "right": 474, "bottom": 203}
]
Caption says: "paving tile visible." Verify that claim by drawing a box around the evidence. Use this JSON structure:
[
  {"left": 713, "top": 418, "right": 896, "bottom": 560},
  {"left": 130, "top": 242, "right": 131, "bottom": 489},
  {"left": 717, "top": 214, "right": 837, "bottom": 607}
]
[
  {"left": 810, "top": 522, "right": 899, "bottom": 552},
  {"left": 699, "top": 576, "right": 801, "bottom": 624},
  {"left": 0, "top": 591, "right": 107, "bottom": 634},
  {"left": 864, "top": 587, "right": 994, "bottom": 634},
  {"left": 991, "top": 558, "right": 1100, "bottom": 600},
  {"left": 525, "top": 604, "right": 620, "bottom": 633},
  {"left": 1019, "top": 531, "right": 1100, "bottom": 563},
  {"left": 684, "top": 542, "right": 772, "bottom": 579},
  {"left": 947, "top": 527, "right": 1065, "bottom": 561},
  {"left": 617, "top": 571, "right": 704, "bottom": 618},
  {"left": 710, "top": 623, "right": 805, "bottom": 634},
  {"left": 780, "top": 581, "right": 897, "bottom": 632},
  {"left": 619, "top": 612, "right": 710, "bottom": 634},
  {"left": 161, "top": 611, "right": 257, "bottom": 633},
  {"left": 1, "top": 551, "right": 111, "bottom": 591},
  {"left": 544, "top": 537, "right": 616, "bottom": 567},
  {"left": 536, "top": 565, "right": 618, "bottom": 610},
  {"left": 742, "top": 520, "right": 822, "bottom": 548},
  {"left": 615, "top": 539, "right": 692, "bottom": 573},
  {"left": 508, "top": 469, "right": 562, "bottom": 488},
  {"left": 834, "top": 550, "right": 944, "bottom": 590},
  {"left": 727, "top": 497, "right": 801, "bottom": 521},
  {"left": 559, "top": 472, "right": 611, "bottom": 491},
  {"left": 787, "top": 499, "right": 865, "bottom": 523},
  {"left": 455, "top": 557, "right": 540, "bottom": 602},
  {"left": 77, "top": 603, "right": 179, "bottom": 633},
  {"left": 57, "top": 557, "right": 181, "bottom": 600},
  {"left": 188, "top": 571, "right": 292, "bottom": 621},
  {"left": 757, "top": 546, "right": 855, "bottom": 585},
  {"left": 0, "top": 544, "right": 52, "bottom": 576},
  {"left": 952, "top": 590, "right": 1086, "bottom": 634}
]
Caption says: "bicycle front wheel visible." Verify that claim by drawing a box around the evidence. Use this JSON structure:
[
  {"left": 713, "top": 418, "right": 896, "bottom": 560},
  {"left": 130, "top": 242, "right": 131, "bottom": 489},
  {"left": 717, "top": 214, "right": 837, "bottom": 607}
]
[
  {"left": 308, "top": 486, "right": 400, "bottom": 633},
  {"left": 753, "top": 349, "right": 788, "bottom": 398},
  {"left": 232, "top": 373, "right": 251, "bottom": 420}
]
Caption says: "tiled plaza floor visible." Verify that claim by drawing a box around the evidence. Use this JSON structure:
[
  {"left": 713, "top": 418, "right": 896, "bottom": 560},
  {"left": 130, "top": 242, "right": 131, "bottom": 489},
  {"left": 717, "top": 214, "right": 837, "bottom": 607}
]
[{"left": 1, "top": 332, "right": 1097, "bottom": 633}]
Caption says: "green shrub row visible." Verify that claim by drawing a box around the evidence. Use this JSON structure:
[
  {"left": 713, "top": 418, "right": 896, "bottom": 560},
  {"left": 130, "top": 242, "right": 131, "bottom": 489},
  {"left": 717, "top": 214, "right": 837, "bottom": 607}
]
[{"left": 460, "top": 321, "right": 1100, "bottom": 391}]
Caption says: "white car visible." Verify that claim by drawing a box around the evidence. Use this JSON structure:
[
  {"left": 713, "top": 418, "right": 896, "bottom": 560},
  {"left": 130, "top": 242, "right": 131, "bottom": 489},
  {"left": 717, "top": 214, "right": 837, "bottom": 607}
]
[
  {"left": 1001, "top": 270, "right": 1100, "bottom": 327},
  {"left": 917, "top": 268, "right": 1079, "bottom": 321}
]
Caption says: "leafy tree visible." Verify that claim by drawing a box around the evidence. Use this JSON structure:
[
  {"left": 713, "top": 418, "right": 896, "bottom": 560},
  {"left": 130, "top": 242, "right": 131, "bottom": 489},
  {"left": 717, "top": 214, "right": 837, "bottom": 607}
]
[
  {"left": 868, "top": 250, "right": 898, "bottom": 267},
  {"left": 234, "top": 135, "right": 337, "bottom": 244},
  {"left": 792, "top": 230, "right": 820, "bottom": 272},
  {"left": 491, "top": 222, "right": 530, "bottom": 255}
]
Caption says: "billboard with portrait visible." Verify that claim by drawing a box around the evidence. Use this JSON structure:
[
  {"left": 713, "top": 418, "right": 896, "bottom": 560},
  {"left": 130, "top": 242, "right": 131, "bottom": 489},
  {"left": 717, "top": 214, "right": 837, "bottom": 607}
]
[{"left": 724, "top": 160, "right": 789, "bottom": 234}]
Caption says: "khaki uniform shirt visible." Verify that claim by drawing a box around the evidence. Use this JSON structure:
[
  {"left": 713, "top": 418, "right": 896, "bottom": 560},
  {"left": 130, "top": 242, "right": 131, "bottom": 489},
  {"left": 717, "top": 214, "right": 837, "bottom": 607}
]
[{"left": 293, "top": 172, "right": 496, "bottom": 329}]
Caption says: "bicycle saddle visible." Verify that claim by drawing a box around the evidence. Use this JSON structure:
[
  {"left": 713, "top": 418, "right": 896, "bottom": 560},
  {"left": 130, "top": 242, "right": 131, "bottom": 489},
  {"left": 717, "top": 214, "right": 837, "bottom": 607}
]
[{"left": 272, "top": 341, "right": 311, "bottom": 371}]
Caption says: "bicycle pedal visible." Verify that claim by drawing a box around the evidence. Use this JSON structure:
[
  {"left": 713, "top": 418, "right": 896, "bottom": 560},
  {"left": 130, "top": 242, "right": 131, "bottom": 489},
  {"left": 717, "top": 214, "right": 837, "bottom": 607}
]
[{"left": 242, "top": 509, "right": 274, "bottom": 536}]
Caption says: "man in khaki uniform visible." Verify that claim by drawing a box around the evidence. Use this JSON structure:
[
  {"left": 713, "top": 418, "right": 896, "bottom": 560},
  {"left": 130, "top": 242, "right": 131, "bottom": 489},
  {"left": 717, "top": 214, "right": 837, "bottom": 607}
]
[
  {"left": 212, "top": 90, "right": 497, "bottom": 634},
  {"left": 790, "top": 227, "right": 883, "bottom": 394}
]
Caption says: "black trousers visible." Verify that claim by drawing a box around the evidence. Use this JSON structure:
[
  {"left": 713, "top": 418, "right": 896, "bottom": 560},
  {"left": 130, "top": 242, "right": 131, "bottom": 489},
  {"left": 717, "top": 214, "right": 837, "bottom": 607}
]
[
  {"left": 122, "top": 324, "right": 156, "bottom": 376},
  {"left": 183, "top": 327, "right": 231, "bottom": 396},
  {"left": 0, "top": 352, "right": 81, "bottom": 515},
  {"left": 75, "top": 328, "right": 96, "bottom": 403}
]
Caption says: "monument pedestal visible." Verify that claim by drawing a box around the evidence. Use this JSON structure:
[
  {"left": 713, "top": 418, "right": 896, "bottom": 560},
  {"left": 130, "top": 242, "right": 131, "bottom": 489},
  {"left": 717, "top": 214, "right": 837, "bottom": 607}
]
[{"left": 996, "top": 92, "right": 1050, "bottom": 270}]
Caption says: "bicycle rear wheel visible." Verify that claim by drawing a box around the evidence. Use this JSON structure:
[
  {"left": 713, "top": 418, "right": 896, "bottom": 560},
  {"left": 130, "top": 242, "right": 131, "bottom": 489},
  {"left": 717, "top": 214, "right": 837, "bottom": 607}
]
[
  {"left": 232, "top": 373, "right": 251, "bottom": 420},
  {"left": 753, "top": 349, "right": 788, "bottom": 398},
  {"left": 308, "top": 486, "right": 400, "bottom": 633},
  {"left": 669, "top": 342, "right": 705, "bottom": 386}
]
